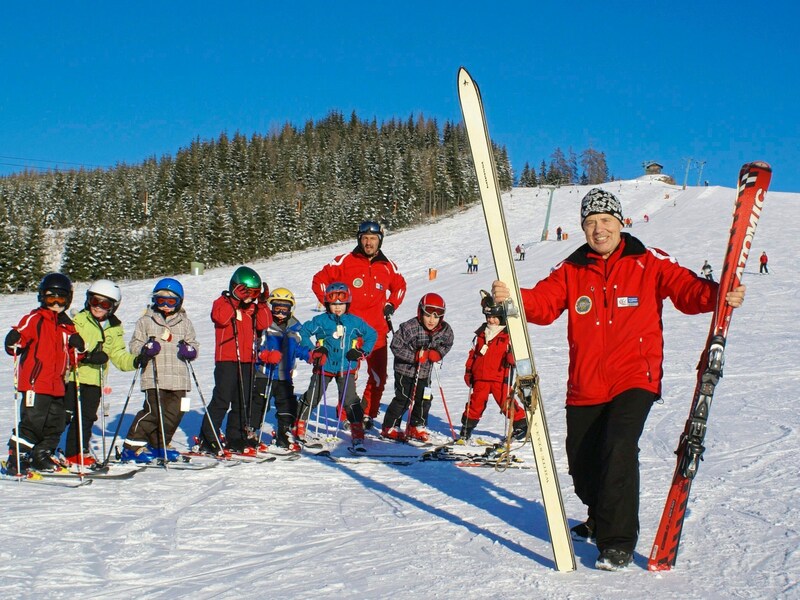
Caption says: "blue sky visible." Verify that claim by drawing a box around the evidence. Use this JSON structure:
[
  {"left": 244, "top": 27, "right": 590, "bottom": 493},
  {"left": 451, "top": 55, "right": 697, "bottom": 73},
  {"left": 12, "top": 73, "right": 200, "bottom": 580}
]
[{"left": 2, "top": 2, "right": 799, "bottom": 191}]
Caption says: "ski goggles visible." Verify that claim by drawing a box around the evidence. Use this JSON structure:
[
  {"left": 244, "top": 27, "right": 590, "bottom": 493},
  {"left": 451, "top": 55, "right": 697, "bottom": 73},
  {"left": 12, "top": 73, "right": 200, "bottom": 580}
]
[
  {"left": 358, "top": 221, "right": 382, "bottom": 236},
  {"left": 420, "top": 305, "right": 445, "bottom": 318},
  {"left": 153, "top": 295, "right": 179, "bottom": 308},
  {"left": 271, "top": 304, "right": 292, "bottom": 316},
  {"left": 233, "top": 284, "right": 261, "bottom": 301},
  {"left": 326, "top": 290, "right": 350, "bottom": 303},
  {"left": 42, "top": 293, "right": 69, "bottom": 307},
  {"left": 88, "top": 295, "right": 114, "bottom": 311}
]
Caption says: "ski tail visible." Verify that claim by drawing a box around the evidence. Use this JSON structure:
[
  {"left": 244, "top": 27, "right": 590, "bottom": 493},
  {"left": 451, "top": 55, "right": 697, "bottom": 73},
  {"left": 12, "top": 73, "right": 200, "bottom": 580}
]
[{"left": 648, "top": 161, "right": 771, "bottom": 572}]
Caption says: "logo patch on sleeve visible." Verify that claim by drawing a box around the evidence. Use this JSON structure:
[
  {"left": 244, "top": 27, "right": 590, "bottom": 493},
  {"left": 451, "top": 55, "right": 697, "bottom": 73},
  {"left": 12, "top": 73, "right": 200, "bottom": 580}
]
[{"left": 617, "top": 297, "right": 639, "bottom": 307}]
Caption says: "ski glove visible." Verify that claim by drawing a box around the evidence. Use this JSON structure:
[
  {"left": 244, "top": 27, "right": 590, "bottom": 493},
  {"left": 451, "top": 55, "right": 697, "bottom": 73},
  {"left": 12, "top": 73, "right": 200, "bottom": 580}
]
[
  {"left": 259, "top": 349, "right": 282, "bottom": 365},
  {"left": 68, "top": 333, "right": 85, "bottom": 353},
  {"left": 383, "top": 304, "right": 395, "bottom": 317},
  {"left": 346, "top": 348, "right": 366, "bottom": 361},
  {"left": 464, "top": 371, "right": 473, "bottom": 387},
  {"left": 503, "top": 351, "right": 515, "bottom": 367},
  {"left": 309, "top": 347, "right": 328, "bottom": 366},
  {"left": 82, "top": 343, "right": 109, "bottom": 365},
  {"left": 177, "top": 341, "right": 197, "bottom": 362},
  {"left": 4, "top": 330, "right": 25, "bottom": 356},
  {"left": 427, "top": 349, "right": 442, "bottom": 363}
]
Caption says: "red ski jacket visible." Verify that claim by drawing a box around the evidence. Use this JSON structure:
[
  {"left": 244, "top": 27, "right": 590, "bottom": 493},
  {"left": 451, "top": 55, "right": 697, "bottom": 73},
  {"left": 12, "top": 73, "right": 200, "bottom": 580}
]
[
  {"left": 464, "top": 324, "right": 512, "bottom": 384},
  {"left": 312, "top": 247, "right": 406, "bottom": 341},
  {"left": 8, "top": 308, "right": 79, "bottom": 396},
  {"left": 211, "top": 295, "right": 272, "bottom": 363},
  {"left": 521, "top": 234, "right": 717, "bottom": 406}
]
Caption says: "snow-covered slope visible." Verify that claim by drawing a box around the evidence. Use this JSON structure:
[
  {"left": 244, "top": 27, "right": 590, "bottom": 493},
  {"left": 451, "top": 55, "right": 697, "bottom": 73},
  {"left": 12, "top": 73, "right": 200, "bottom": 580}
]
[{"left": 0, "top": 177, "right": 797, "bottom": 599}]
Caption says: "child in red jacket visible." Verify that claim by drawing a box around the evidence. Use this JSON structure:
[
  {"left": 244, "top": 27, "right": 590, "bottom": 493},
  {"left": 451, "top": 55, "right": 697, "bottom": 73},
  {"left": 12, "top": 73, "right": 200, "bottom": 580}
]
[
  {"left": 3, "top": 273, "right": 85, "bottom": 475},
  {"left": 460, "top": 295, "right": 527, "bottom": 443}
]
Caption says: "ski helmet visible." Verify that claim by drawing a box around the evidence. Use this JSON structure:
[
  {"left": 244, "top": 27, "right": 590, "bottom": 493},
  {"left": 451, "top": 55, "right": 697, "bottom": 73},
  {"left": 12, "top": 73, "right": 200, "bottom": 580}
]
[
  {"left": 268, "top": 287, "right": 296, "bottom": 308},
  {"left": 229, "top": 266, "right": 262, "bottom": 300},
  {"left": 85, "top": 279, "right": 122, "bottom": 314},
  {"left": 38, "top": 272, "right": 73, "bottom": 309},
  {"left": 324, "top": 282, "right": 352, "bottom": 306},
  {"left": 152, "top": 278, "right": 184, "bottom": 310},
  {"left": 268, "top": 287, "right": 295, "bottom": 321},
  {"left": 357, "top": 221, "right": 384, "bottom": 247},
  {"left": 418, "top": 293, "right": 446, "bottom": 320},
  {"left": 481, "top": 293, "right": 505, "bottom": 324}
]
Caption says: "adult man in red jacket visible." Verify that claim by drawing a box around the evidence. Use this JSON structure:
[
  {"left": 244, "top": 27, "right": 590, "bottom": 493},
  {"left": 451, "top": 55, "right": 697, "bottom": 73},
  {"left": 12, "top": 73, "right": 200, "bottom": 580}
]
[
  {"left": 312, "top": 221, "right": 407, "bottom": 429},
  {"left": 492, "top": 188, "right": 746, "bottom": 571}
]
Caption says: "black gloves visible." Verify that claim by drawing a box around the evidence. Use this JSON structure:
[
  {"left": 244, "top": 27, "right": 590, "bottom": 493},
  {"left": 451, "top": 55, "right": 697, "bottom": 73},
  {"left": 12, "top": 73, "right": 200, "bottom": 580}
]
[{"left": 346, "top": 348, "right": 366, "bottom": 361}]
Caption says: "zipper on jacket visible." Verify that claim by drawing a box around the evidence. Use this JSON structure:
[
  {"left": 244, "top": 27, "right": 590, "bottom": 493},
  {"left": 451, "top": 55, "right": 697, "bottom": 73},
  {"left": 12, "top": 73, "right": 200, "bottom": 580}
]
[
  {"left": 608, "top": 284, "right": 618, "bottom": 325},
  {"left": 638, "top": 337, "right": 652, "bottom": 382},
  {"left": 589, "top": 286, "right": 600, "bottom": 326}
]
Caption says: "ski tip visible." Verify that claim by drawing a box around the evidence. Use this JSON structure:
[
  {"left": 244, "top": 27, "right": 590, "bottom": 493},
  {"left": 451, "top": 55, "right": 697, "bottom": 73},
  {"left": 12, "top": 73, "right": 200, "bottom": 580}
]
[
  {"left": 457, "top": 66, "right": 475, "bottom": 88},
  {"left": 746, "top": 160, "right": 771, "bottom": 171}
]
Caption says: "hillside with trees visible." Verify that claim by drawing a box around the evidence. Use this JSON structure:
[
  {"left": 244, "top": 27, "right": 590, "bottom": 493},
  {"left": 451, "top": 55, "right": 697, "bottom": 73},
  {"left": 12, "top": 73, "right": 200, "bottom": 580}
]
[{"left": 0, "top": 111, "right": 515, "bottom": 291}]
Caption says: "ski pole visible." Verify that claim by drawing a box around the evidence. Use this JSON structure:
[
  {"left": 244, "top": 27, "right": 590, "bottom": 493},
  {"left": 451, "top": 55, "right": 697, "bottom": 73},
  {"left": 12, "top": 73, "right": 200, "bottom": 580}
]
[
  {"left": 102, "top": 364, "right": 141, "bottom": 466},
  {"left": 332, "top": 368, "right": 352, "bottom": 441},
  {"left": 229, "top": 313, "right": 250, "bottom": 441},
  {"left": 403, "top": 353, "right": 424, "bottom": 436},
  {"left": 256, "top": 365, "right": 275, "bottom": 448},
  {"left": 431, "top": 362, "right": 457, "bottom": 440},
  {"left": 12, "top": 347, "right": 22, "bottom": 478},
  {"left": 71, "top": 351, "right": 86, "bottom": 478},
  {"left": 149, "top": 337, "right": 169, "bottom": 468},
  {"left": 99, "top": 363, "right": 107, "bottom": 464},
  {"left": 185, "top": 360, "right": 226, "bottom": 456}
]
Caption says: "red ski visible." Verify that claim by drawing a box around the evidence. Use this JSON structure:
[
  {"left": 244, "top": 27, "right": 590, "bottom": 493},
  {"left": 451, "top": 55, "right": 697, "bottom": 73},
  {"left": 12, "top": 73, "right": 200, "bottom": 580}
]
[{"left": 648, "top": 161, "right": 772, "bottom": 571}]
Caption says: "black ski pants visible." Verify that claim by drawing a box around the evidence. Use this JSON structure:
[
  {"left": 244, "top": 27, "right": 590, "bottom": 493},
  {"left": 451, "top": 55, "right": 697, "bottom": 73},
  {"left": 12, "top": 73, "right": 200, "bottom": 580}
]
[
  {"left": 382, "top": 372, "right": 432, "bottom": 430},
  {"left": 202, "top": 361, "right": 255, "bottom": 446},
  {"left": 8, "top": 393, "right": 65, "bottom": 455},
  {"left": 565, "top": 388, "right": 656, "bottom": 554},
  {"left": 63, "top": 381, "right": 102, "bottom": 456}
]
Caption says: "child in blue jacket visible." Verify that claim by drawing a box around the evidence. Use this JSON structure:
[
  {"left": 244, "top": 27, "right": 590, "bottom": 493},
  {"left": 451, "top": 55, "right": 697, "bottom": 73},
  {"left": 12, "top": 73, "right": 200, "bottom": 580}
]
[
  {"left": 297, "top": 282, "right": 376, "bottom": 448},
  {"left": 255, "top": 288, "right": 309, "bottom": 453}
]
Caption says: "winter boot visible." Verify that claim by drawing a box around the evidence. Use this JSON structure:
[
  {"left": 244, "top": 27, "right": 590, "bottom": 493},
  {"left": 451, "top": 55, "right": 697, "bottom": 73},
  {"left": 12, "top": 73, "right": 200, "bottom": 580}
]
[
  {"left": 406, "top": 426, "right": 430, "bottom": 443},
  {"left": 350, "top": 421, "right": 365, "bottom": 443},
  {"left": 511, "top": 418, "right": 528, "bottom": 441},
  {"left": 120, "top": 445, "right": 155, "bottom": 464},
  {"left": 147, "top": 445, "right": 180, "bottom": 462},
  {"left": 4, "top": 451, "right": 31, "bottom": 476},
  {"left": 380, "top": 426, "right": 406, "bottom": 442},
  {"left": 294, "top": 420, "right": 307, "bottom": 440},
  {"left": 570, "top": 518, "right": 597, "bottom": 542},
  {"left": 31, "top": 448, "right": 61, "bottom": 472},
  {"left": 363, "top": 415, "right": 375, "bottom": 431},
  {"left": 595, "top": 548, "right": 633, "bottom": 571},
  {"left": 458, "top": 426, "right": 474, "bottom": 443},
  {"left": 65, "top": 451, "right": 96, "bottom": 468}
]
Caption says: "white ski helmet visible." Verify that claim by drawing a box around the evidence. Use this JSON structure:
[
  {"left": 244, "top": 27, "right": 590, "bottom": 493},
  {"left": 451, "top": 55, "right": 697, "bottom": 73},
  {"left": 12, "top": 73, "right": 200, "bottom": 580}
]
[{"left": 86, "top": 279, "right": 122, "bottom": 313}]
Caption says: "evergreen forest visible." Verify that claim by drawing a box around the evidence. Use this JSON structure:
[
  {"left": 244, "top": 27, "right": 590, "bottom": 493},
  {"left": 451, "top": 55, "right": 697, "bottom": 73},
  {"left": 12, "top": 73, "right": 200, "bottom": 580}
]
[{"left": 0, "top": 111, "right": 608, "bottom": 292}]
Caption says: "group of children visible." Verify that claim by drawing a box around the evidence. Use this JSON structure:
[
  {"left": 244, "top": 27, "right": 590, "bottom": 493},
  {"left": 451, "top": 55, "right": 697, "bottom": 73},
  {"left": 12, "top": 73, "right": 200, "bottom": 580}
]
[{"left": 3, "top": 267, "right": 530, "bottom": 475}]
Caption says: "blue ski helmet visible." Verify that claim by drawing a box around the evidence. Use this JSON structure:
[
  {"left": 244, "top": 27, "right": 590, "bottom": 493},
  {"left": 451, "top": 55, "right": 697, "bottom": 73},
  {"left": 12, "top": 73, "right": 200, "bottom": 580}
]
[
  {"left": 152, "top": 278, "right": 184, "bottom": 310},
  {"left": 324, "top": 282, "right": 352, "bottom": 306}
]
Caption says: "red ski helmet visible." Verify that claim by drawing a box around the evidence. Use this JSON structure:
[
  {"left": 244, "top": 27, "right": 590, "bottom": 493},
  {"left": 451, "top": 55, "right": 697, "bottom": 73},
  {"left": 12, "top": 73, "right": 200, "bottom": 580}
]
[{"left": 418, "top": 293, "right": 446, "bottom": 320}]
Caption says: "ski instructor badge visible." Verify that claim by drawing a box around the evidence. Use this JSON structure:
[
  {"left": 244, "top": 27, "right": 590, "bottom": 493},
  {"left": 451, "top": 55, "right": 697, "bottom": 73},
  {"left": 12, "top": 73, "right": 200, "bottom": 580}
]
[{"left": 575, "top": 296, "right": 592, "bottom": 314}]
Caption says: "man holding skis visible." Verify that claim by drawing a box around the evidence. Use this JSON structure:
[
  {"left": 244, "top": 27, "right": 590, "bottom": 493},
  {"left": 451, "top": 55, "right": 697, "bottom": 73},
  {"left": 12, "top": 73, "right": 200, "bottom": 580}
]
[
  {"left": 312, "top": 221, "right": 406, "bottom": 430},
  {"left": 491, "top": 188, "right": 746, "bottom": 571}
]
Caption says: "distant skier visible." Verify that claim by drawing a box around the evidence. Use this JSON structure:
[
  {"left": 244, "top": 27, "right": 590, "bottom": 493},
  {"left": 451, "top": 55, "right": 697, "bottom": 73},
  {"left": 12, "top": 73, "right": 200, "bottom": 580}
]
[{"left": 759, "top": 251, "right": 769, "bottom": 274}]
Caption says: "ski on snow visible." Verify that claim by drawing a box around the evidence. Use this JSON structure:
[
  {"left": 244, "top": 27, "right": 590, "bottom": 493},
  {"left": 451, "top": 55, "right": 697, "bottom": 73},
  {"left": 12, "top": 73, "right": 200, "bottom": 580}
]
[
  {"left": 457, "top": 66, "right": 575, "bottom": 572},
  {"left": 648, "top": 161, "right": 772, "bottom": 571}
]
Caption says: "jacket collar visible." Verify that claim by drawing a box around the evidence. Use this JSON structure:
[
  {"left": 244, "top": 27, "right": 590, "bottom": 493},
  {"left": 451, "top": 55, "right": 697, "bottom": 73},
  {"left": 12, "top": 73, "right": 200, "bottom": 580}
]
[{"left": 564, "top": 232, "right": 646, "bottom": 267}]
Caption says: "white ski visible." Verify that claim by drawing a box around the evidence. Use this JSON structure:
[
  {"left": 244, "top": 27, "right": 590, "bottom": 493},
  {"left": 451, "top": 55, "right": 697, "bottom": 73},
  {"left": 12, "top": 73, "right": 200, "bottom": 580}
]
[{"left": 457, "top": 66, "right": 575, "bottom": 572}]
